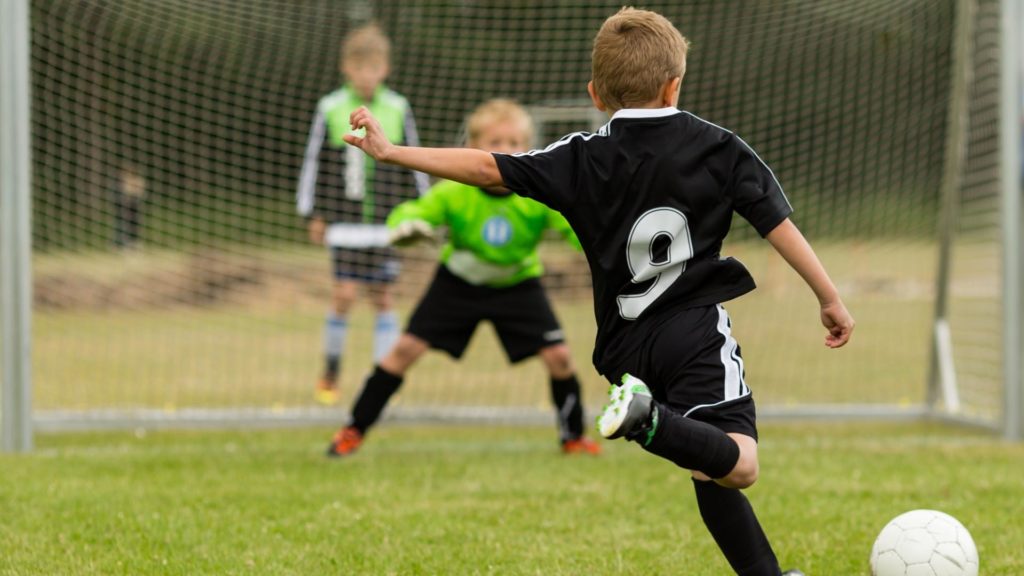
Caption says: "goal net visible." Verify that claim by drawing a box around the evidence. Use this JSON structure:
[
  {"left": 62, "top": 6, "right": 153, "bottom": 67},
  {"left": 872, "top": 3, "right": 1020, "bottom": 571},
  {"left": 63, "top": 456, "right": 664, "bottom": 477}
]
[{"left": 19, "top": 0, "right": 1005, "bottom": 430}]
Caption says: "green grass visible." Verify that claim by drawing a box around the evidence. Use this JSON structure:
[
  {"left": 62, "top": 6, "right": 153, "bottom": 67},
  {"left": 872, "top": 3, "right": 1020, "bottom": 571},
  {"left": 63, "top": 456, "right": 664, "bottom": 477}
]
[
  {"left": 1, "top": 422, "right": 1021, "bottom": 575},
  {"left": 12, "top": 239, "right": 1013, "bottom": 573}
]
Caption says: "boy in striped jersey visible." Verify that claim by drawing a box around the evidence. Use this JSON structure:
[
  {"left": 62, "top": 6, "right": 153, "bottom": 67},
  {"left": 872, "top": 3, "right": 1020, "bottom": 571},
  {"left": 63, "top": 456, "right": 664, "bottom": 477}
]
[
  {"left": 296, "top": 23, "right": 428, "bottom": 405},
  {"left": 326, "top": 99, "right": 600, "bottom": 457}
]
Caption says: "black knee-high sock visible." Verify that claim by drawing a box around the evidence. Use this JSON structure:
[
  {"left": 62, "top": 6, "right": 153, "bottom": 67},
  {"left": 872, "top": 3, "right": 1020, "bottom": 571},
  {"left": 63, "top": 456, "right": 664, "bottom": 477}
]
[
  {"left": 640, "top": 402, "right": 740, "bottom": 479},
  {"left": 348, "top": 365, "right": 403, "bottom": 434},
  {"left": 693, "top": 479, "right": 781, "bottom": 576},
  {"left": 550, "top": 375, "right": 584, "bottom": 441}
]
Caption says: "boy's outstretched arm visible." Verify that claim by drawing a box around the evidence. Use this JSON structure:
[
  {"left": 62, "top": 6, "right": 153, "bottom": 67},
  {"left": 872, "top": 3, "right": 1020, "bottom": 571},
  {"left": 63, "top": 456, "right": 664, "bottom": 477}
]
[
  {"left": 765, "top": 218, "right": 855, "bottom": 348},
  {"left": 344, "top": 106, "right": 505, "bottom": 189}
]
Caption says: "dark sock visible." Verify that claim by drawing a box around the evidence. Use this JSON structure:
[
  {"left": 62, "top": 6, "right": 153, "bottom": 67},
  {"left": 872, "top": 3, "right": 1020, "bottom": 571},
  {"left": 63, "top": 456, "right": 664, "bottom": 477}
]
[
  {"left": 325, "top": 356, "right": 340, "bottom": 379},
  {"left": 349, "top": 365, "right": 403, "bottom": 434},
  {"left": 693, "top": 479, "right": 781, "bottom": 576},
  {"left": 550, "top": 375, "right": 584, "bottom": 441},
  {"left": 640, "top": 402, "right": 740, "bottom": 479}
]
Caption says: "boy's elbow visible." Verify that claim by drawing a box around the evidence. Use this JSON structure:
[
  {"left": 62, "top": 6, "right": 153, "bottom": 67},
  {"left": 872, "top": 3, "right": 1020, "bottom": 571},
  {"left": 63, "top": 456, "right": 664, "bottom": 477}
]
[{"left": 477, "top": 161, "right": 505, "bottom": 189}]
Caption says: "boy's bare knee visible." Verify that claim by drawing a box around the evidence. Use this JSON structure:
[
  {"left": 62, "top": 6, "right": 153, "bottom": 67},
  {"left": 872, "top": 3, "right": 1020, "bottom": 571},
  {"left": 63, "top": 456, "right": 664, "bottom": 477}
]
[
  {"left": 331, "top": 299, "right": 353, "bottom": 315},
  {"left": 392, "top": 338, "right": 420, "bottom": 361},
  {"left": 722, "top": 461, "right": 759, "bottom": 489},
  {"left": 718, "top": 433, "right": 760, "bottom": 489},
  {"left": 380, "top": 334, "right": 428, "bottom": 374},
  {"left": 540, "top": 344, "right": 575, "bottom": 379},
  {"left": 687, "top": 433, "right": 760, "bottom": 487},
  {"left": 367, "top": 284, "right": 393, "bottom": 311},
  {"left": 331, "top": 281, "right": 358, "bottom": 314}
]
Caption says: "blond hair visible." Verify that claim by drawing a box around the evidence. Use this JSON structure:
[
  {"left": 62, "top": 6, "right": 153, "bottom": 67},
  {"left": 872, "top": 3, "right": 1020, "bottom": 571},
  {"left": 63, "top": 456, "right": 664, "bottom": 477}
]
[
  {"left": 591, "top": 7, "right": 689, "bottom": 111},
  {"left": 465, "top": 99, "right": 535, "bottom": 145},
  {"left": 341, "top": 22, "right": 391, "bottom": 64}
]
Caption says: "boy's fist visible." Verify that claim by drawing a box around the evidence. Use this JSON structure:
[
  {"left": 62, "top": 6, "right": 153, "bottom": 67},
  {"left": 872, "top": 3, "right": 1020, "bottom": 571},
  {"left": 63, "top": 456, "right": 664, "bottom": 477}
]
[
  {"left": 820, "top": 300, "right": 854, "bottom": 349},
  {"left": 344, "top": 106, "right": 395, "bottom": 161}
]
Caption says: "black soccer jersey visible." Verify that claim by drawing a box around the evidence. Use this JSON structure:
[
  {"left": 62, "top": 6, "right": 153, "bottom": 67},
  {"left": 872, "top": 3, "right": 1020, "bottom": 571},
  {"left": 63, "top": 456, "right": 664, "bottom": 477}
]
[{"left": 493, "top": 107, "right": 792, "bottom": 376}]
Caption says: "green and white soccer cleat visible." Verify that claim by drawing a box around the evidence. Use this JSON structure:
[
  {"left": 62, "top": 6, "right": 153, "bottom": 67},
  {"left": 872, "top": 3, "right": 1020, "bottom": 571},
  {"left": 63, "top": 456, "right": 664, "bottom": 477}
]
[{"left": 597, "top": 373, "right": 654, "bottom": 440}]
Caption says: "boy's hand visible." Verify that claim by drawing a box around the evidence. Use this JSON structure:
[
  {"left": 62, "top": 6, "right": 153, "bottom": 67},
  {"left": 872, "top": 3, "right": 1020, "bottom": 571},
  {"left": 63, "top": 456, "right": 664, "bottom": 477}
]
[
  {"left": 820, "top": 300, "right": 854, "bottom": 348},
  {"left": 308, "top": 217, "right": 326, "bottom": 245},
  {"left": 344, "top": 106, "right": 395, "bottom": 161}
]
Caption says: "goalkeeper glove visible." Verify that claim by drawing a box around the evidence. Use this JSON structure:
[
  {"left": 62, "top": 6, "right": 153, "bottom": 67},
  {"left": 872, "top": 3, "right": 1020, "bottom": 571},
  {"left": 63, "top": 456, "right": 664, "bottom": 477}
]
[{"left": 388, "top": 220, "right": 435, "bottom": 247}]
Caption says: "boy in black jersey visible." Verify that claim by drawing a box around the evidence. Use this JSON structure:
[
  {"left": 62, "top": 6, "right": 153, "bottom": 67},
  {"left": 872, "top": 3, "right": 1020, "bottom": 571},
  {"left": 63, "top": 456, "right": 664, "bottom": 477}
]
[{"left": 340, "top": 8, "right": 854, "bottom": 575}]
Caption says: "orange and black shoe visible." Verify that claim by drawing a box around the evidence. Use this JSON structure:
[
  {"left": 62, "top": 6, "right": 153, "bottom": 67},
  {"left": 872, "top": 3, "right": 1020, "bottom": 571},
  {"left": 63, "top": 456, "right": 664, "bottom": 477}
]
[
  {"left": 315, "top": 376, "right": 340, "bottom": 406},
  {"left": 561, "top": 436, "right": 602, "bottom": 455},
  {"left": 326, "top": 426, "right": 363, "bottom": 458}
]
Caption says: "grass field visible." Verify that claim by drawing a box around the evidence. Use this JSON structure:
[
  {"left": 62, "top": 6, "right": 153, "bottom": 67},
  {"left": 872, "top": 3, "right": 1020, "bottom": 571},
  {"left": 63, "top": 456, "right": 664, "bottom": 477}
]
[
  {"left": 1, "top": 422, "right": 1022, "bottom": 575},
  {"left": 8, "top": 238, "right": 1018, "bottom": 574}
]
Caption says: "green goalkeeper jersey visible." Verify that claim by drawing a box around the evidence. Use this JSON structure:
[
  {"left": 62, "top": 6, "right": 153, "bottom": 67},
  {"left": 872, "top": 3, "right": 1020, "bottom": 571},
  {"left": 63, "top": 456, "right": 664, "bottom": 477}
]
[{"left": 387, "top": 180, "right": 581, "bottom": 288}]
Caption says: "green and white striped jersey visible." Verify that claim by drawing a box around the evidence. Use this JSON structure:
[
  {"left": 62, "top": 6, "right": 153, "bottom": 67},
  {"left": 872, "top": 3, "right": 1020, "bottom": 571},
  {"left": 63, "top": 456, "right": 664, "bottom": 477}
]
[{"left": 297, "top": 84, "right": 428, "bottom": 247}]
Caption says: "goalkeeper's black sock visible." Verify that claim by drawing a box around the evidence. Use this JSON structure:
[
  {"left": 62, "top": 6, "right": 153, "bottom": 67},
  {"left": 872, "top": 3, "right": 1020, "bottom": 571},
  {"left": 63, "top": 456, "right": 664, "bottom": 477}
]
[
  {"left": 349, "top": 365, "right": 403, "bottom": 434},
  {"left": 640, "top": 402, "right": 740, "bottom": 479},
  {"left": 550, "top": 374, "right": 584, "bottom": 441},
  {"left": 693, "top": 478, "right": 781, "bottom": 576}
]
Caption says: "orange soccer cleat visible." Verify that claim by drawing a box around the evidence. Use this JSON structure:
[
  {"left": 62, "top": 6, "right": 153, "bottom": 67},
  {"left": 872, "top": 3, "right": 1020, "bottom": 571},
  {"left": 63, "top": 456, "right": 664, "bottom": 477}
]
[
  {"left": 561, "top": 437, "right": 602, "bottom": 455},
  {"left": 326, "top": 426, "right": 363, "bottom": 458}
]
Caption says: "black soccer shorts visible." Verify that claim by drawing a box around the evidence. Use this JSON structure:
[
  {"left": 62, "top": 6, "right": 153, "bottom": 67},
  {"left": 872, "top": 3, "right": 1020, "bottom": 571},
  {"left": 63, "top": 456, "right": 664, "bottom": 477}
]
[
  {"left": 331, "top": 247, "right": 400, "bottom": 284},
  {"left": 610, "top": 304, "right": 759, "bottom": 440},
  {"left": 406, "top": 265, "right": 566, "bottom": 363}
]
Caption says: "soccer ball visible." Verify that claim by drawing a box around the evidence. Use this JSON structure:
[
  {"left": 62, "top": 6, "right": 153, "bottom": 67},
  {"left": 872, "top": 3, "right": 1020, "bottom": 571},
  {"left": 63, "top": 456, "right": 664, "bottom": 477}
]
[{"left": 870, "top": 509, "right": 979, "bottom": 576}]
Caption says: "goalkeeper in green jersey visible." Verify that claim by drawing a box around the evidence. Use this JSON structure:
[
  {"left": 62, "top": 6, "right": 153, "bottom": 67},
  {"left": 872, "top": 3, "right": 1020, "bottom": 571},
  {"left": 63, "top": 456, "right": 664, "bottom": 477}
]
[{"left": 327, "top": 99, "right": 600, "bottom": 457}]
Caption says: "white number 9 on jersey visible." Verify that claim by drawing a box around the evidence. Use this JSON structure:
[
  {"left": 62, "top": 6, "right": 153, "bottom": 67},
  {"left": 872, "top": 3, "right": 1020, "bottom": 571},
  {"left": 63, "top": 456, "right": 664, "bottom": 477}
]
[{"left": 616, "top": 207, "right": 694, "bottom": 320}]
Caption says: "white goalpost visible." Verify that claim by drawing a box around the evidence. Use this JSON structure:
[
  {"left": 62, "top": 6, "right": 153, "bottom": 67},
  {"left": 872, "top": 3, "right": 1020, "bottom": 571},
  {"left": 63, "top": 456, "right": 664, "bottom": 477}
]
[
  {"left": 998, "top": 0, "right": 1023, "bottom": 440},
  {"left": 1, "top": 0, "right": 34, "bottom": 452}
]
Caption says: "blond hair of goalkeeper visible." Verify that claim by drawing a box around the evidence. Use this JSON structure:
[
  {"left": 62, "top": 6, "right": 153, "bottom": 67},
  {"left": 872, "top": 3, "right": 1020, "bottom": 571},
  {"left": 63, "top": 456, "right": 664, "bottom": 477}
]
[{"left": 464, "top": 99, "right": 536, "bottom": 155}]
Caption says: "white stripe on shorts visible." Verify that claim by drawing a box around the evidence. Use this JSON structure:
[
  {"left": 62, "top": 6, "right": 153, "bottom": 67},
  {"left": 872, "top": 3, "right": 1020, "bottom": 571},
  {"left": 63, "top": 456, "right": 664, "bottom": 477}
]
[
  {"left": 716, "top": 304, "right": 747, "bottom": 401},
  {"left": 682, "top": 305, "right": 751, "bottom": 418}
]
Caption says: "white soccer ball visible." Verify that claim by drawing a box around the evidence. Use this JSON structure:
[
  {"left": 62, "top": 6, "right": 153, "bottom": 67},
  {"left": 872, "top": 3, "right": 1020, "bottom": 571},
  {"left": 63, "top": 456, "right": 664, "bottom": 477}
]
[{"left": 870, "top": 509, "right": 979, "bottom": 576}]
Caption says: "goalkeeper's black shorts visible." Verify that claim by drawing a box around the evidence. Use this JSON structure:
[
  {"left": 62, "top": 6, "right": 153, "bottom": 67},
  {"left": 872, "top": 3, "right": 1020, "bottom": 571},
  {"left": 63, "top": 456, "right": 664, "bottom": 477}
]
[{"left": 406, "top": 265, "right": 566, "bottom": 363}]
